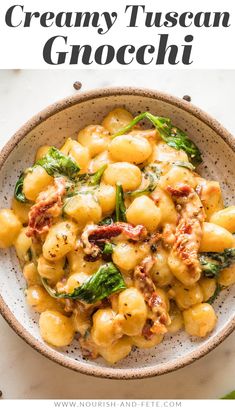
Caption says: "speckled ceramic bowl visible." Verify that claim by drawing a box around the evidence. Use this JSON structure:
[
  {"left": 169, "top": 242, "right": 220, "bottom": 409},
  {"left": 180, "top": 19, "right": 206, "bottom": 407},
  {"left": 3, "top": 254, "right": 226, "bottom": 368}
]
[{"left": 0, "top": 87, "right": 235, "bottom": 379}]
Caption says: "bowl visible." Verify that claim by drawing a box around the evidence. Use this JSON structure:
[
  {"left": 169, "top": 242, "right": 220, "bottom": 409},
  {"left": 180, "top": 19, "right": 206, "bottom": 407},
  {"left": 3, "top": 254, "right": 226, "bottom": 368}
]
[{"left": 0, "top": 87, "right": 235, "bottom": 379}]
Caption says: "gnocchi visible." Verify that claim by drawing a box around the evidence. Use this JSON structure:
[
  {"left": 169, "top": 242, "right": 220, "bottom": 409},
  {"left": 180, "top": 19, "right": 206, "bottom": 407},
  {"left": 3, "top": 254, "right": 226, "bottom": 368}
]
[
  {"left": 167, "top": 304, "right": 184, "bottom": 333},
  {"left": 89, "top": 150, "right": 113, "bottom": 173},
  {"left": 132, "top": 333, "right": 163, "bottom": 348},
  {"left": 37, "top": 255, "right": 65, "bottom": 285},
  {"left": 152, "top": 141, "right": 189, "bottom": 163},
  {"left": 67, "top": 247, "right": 102, "bottom": 275},
  {"left": 23, "top": 166, "right": 53, "bottom": 201},
  {"left": 23, "top": 262, "right": 41, "bottom": 286},
  {"left": 150, "top": 247, "right": 174, "bottom": 287},
  {"left": 199, "top": 277, "right": 217, "bottom": 302},
  {"left": 77, "top": 125, "right": 110, "bottom": 158},
  {"left": 200, "top": 222, "right": 234, "bottom": 252},
  {"left": 26, "top": 285, "right": 62, "bottom": 313},
  {"left": 126, "top": 195, "right": 161, "bottom": 232},
  {"left": 91, "top": 308, "right": 122, "bottom": 346},
  {"left": 210, "top": 206, "right": 235, "bottom": 233},
  {"left": 12, "top": 197, "right": 31, "bottom": 225},
  {"left": 112, "top": 241, "right": 149, "bottom": 272},
  {"left": 103, "top": 162, "right": 142, "bottom": 191},
  {"left": 171, "top": 281, "right": 203, "bottom": 310},
  {"left": 98, "top": 336, "right": 132, "bottom": 364},
  {"left": 0, "top": 209, "right": 22, "bottom": 248},
  {"left": 108, "top": 134, "right": 152, "bottom": 164},
  {"left": 160, "top": 165, "right": 196, "bottom": 190},
  {"left": 102, "top": 108, "right": 133, "bottom": 134},
  {"left": 218, "top": 265, "right": 235, "bottom": 287},
  {"left": 116, "top": 288, "right": 147, "bottom": 336},
  {"left": 39, "top": 310, "right": 74, "bottom": 347},
  {"left": 43, "top": 221, "right": 77, "bottom": 261},
  {"left": 64, "top": 193, "right": 102, "bottom": 226},
  {"left": 183, "top": 303, "right": 217, "bottom": 337},
  {"left": 96, "top": 183, "right": 116, "bottom": 215},
  {"left": 198, "top": 180, "right": 224, "bottom": 220},
  {"left": 14, "top": 227, "right": 32, "bottom": 265}
]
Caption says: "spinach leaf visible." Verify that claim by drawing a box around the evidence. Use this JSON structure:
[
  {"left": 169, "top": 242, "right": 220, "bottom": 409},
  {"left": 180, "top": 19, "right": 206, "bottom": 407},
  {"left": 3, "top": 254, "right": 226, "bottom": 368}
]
[
  {"left": 207, "top": 284, "right": 222, "bottom": 304},
  {"left": 113, "top": 112, "right": 202, "bottom": 166},
  {"left": 98, "top": 216, "right": 114, "bottom": 226},
  {"left": 172, "top": 161, "right": 195, "bottom": 171},
  {"left": 115, "top": 183, "right": 127, "bottom": 222},
  {"left": 221, "top": 390, "right": 235, "bottom": 399},
  {"left": 199, "top": 248, "right": 235, "bottom": 278},
  {"left": 36, "top": 147, "right": 80, "bottom": 179},
  {"left": 126, "top": 163, "right": 161, "bottom": 197},
  {"left": 14, "top": 172, "right": 28, "bottom": 203},
  {"left": 76, "top": 164, "right": 107, "bottom": 186},
  {"left": 199, "top": 255, "right": 221, "bottom": 278},
  {"left": 41, "top": 262, "right": 126, "bottom": 304},
  {"left": 26, "top": 248, "right": 33, "bottom": 262},
  {"left": 64, "top": 165, "right": 107, "bottom": 199},
  {"left": 88, "top": 164, "right": 107, "bottom": 186},
  {"left": 102, "top": 242, "right": 115, "bottom": 255}
]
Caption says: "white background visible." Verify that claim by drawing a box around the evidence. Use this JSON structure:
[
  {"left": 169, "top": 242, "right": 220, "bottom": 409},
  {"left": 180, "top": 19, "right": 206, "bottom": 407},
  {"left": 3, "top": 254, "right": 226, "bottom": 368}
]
[
  {"left": 0, "top": 69, "right": 235, "bottom": 399},
  {"left": 0, "top": 0, "right": 234, "bottom": 68}
]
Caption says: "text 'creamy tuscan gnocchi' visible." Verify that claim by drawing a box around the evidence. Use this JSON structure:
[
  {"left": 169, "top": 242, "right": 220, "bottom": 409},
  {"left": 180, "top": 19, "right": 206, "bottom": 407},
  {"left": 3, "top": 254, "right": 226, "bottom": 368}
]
[{"left": 1, "top": 107, "right": 235, "bottom": 364}]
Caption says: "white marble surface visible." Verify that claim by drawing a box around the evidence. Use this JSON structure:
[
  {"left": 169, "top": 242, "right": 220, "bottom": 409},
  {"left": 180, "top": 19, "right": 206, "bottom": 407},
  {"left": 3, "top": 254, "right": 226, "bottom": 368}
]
[{"left": 0, "top": 69, "right": 235, "bottom": 399}]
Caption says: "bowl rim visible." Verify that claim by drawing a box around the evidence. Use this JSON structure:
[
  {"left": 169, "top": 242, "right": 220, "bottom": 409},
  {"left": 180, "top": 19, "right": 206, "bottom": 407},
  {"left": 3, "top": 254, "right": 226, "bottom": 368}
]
[{"left": 0, "top": 86, "right": 235, "bottom": 380}]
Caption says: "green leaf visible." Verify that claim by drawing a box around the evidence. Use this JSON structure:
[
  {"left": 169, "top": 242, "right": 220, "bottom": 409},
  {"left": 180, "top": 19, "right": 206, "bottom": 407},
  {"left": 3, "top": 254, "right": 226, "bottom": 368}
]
[
  {"left": 41, "top": 262, "right": 126, "bottom": 304},
  {"left": 166, "top": 127, "right": 202, "bottom": 166},
  {"left": 172, "top": 161, "right": 195, "bottom": 171},
  {"left": 77, "top": 165, "right": 107, "bottom": 186},
  {"left": 113, "top": 112, "right": 202, "bottom": 166},
  {"left": 88, "top": 164, "right": 107, "bottom": 186},
  {"left": 103, "top": 242, "right": 115, "bottom": 255},
  {"left": 64, "top": 165, "right": 107, "bottom": 199},
  {"left": 207, "top": 284, "right": 222, "bottom": 304},
  {"left": 221, "top": 390, "right": 235, "bottom": 399},
  {"left": 115, "top": 183, "right": 126, "bottom": 222},
  {"left": 199, "top": 255, "right": 221, "bottom": 278},
  {"left": 126, "top": 163, "right": 161, "bottom": 197},
  {"left": 199, "top": 249, "right": 235, "bottom": 278},
  {"left": 37, "top": 147, "right": 80, "bottom": 179},
  {"left": 26, "top": 248, "right": 33, "bottom": 262},
  {"left": 98, "top": 216, "right": 114, "bottom": 226},
  {"left": 217, "top": 248, "right": 235, "bottom": 266},
  {"left": 14, "top": 172, "right": 29, "bottom": 203}
]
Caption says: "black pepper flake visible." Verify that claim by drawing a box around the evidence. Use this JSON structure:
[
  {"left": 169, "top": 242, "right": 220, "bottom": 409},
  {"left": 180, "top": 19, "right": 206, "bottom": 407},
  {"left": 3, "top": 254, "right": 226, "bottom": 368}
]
[
  {"left": 151, "top": 244, "right": 157, "bottom": 252},
  {"left": 73, "top": 81, "right": 82, "bottom": 91},
  {"left": 182, "top": 95, "right": 191, "bottom": 102}
]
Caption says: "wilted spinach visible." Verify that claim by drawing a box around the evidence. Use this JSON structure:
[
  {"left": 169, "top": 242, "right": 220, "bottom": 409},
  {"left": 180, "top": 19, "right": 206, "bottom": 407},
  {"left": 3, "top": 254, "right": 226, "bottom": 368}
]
[
  {"left": 199, "top": 248, "right": 235, "bottom": 278},
  {"left": 113, "top": 112, "right": 202, "bottom": 166},
  {"left": 115, "top": 183, "right": 126, "bottom": 222},
  {"left": 41, "top": 262, "right": 126, "bottom": 304}
]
